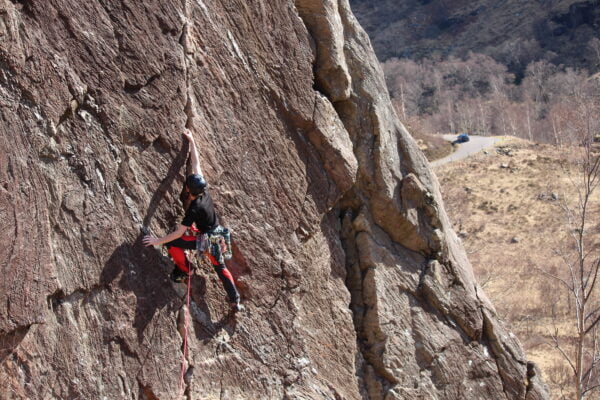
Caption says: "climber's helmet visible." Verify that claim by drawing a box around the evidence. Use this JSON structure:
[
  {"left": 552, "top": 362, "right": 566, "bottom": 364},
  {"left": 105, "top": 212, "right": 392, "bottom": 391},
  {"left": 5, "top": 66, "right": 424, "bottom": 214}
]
[{"left": 185, "top": 174, "right": 207, "bottom": 195}]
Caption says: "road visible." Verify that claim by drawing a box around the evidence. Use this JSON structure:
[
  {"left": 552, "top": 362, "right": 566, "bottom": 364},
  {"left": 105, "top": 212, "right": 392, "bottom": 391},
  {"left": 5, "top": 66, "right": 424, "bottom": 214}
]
[{"left": 430, "top": 135, "right": 501, "bottom": 167}]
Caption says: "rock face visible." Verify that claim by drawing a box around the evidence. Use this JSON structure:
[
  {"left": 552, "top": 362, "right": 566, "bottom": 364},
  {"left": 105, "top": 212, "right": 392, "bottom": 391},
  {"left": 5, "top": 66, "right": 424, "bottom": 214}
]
[{"left": 0, "top": 1, "right": 547, "bottom": 399}]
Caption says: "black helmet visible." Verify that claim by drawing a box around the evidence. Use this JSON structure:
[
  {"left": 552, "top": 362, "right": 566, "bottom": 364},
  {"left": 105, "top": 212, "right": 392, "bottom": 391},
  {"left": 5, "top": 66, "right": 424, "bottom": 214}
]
[{"left": 185, "top": 174, "right": 207, "bottom": 195}]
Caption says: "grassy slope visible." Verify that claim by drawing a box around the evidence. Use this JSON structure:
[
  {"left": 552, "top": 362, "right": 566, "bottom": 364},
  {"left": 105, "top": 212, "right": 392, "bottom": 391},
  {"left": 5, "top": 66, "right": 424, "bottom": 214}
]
[
  {"left": 406, "top": 121, "right": 454, "bottom": 161},
  {"left": 434, "top": 138, "right": 600, "bottom": 399}
]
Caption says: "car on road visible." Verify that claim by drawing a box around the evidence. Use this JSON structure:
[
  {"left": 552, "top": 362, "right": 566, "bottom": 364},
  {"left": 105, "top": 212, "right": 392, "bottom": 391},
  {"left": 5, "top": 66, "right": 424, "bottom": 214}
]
[{"left": 452, "top": 133, "right": 470, "bottom": 144}]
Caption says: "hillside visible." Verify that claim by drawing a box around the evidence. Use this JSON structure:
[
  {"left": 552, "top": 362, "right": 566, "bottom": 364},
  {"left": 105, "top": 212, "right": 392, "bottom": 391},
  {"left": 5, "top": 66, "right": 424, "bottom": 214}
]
[
  {"left": 435, "top": 138, "right": 600, "bottom": 398},
  {"left": 0, "top": 1, "right": 547, "bottom": 399},
  {"left": 349, "top": 0, "right": 600, "bottom": 76}
]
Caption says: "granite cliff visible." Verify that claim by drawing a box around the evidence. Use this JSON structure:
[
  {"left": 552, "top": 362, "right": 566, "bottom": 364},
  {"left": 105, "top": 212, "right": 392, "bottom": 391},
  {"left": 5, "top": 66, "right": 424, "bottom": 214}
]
[{"left": 1, "top": 0, "right": 547, "bottom": 399}]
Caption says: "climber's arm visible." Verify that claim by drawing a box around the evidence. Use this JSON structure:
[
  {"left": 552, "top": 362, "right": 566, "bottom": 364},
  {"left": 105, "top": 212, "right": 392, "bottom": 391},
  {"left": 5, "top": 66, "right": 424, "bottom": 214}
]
[
  {"left": 183, "top": 129, "right": 203, "bottom": 177},
  {"left": 143, "top": 224, "right": 188, "bottom": 247}
]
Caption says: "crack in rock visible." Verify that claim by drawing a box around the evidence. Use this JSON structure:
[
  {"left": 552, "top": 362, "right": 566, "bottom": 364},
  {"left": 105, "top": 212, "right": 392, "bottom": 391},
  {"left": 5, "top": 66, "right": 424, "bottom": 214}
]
[{"left": 340, "top": 209, "right": 398, "bottom": 399}]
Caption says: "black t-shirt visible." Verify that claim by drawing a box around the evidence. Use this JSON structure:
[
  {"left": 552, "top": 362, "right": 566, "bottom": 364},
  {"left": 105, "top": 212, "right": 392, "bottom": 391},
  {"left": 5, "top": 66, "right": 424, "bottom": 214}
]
[{"left": 181, "top": 191, "right": 219, "bottom": 232}]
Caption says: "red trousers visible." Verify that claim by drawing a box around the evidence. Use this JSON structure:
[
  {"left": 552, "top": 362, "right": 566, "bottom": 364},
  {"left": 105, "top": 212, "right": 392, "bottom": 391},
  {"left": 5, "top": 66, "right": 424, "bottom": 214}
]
[{"left": 165, "top": 235, "right": 239, "bottom": 303}]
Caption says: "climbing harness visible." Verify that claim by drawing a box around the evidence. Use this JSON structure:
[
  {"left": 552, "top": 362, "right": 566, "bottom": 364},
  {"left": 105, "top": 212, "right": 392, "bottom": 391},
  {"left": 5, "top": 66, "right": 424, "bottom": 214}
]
[
  {"left": 197, "top": 226, "right": 233, "bottom": 264},
  {"left": 177, "top": 263, "right": 192, "bottom": 399}
]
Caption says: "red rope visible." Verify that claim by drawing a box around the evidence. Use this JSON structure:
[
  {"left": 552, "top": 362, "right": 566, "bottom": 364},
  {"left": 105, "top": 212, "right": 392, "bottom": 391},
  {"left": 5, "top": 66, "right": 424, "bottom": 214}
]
[{"left": 177, "top": 264, "right": 192, "bottom": 399}]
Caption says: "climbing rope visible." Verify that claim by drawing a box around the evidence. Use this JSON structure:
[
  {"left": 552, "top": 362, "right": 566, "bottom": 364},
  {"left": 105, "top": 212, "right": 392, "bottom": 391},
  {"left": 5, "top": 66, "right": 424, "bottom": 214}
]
[{"left": 177, "top": 264, "right": 193, "bottom": 399}]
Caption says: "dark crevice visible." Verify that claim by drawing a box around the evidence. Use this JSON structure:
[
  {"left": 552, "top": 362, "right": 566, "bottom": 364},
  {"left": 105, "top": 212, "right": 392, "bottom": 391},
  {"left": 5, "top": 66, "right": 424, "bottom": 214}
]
[
  {"left": 47, "top": 288, "right": 66, "bottom": 310},
  {"left": 138, "top": 378, "right": 160, "bottom": 400},
  {"left": 178, "top": 23, "right": 188, "bottom": 48},
  {"left": 124, "top": 73, "right": 161, "bottom": 95},
  {"left": 8, "top": 0, "right": 35, "bottom": 18},
  {"left": 57, "top": 106, "right": 72, "bottom": 126},
  {"left": 416, "top": 259, "right": 431, "bottom": 289},
  {"left": 525, "top": 362, "right": 536, "bottom": 395},
  {"left": 312, "top": 75, "right": 329, "bottom": 100},
  {"left": 12, "top": 350, "right": 32, "bottom": 383},
  {"left": 340, "top": 209, "right": 398, "bottom": 399}
]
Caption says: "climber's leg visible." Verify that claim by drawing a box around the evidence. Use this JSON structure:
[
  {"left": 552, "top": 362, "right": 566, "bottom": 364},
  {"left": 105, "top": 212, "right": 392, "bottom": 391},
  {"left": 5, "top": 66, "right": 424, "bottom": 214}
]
[
  {"left": 208, "top": 254, "right": 239, "bottom": 304},
  {"left": 165, "top": 235, "right": 197, "bottom": 273}
]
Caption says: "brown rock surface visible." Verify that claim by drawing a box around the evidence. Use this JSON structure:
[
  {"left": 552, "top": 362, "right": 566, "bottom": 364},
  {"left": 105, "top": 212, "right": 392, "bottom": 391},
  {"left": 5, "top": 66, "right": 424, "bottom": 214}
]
[{"left": 0, "top": 0, "right": 547, "bottom": 399}]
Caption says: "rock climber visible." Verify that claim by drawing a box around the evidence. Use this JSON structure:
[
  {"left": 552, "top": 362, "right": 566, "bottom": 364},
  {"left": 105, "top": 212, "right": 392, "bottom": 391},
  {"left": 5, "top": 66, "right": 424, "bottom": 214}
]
[{"left": 143, "top": 129, "right": 242, "bottom": 311}]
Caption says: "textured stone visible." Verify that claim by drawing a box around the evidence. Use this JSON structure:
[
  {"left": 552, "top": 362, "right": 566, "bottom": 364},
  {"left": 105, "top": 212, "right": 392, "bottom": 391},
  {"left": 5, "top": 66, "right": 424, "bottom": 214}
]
[
  {"left": 0, "top": 0, "right": 547, "bottom": 399},
  {"left": 296, "top": 0, "right": 352, "bottom": 102}
]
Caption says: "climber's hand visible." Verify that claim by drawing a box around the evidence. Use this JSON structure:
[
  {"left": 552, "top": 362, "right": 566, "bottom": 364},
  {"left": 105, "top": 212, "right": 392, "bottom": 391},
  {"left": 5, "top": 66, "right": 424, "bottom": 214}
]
[
  {"left": 183, "top": 129, "right": 194, "bottom": 143},
  {"left": 143, "top": 235, "right": 160, "bottom": 247}
]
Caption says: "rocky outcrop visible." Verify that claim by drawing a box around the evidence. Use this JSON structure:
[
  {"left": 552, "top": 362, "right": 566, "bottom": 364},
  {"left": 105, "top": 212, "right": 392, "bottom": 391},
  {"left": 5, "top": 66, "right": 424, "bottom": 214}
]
[{"left": 0, "top": 0, "right": 547, "bottom": 399}]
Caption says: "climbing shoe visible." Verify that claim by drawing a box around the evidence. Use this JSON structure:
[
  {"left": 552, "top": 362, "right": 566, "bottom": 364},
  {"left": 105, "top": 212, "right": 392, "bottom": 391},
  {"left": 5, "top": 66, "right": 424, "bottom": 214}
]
[
  {"left": 170, "top": 268, "right": 188, "bottom": 283},
  {"left": 230, "top": 300, "right": 244, "bottom": 312}
]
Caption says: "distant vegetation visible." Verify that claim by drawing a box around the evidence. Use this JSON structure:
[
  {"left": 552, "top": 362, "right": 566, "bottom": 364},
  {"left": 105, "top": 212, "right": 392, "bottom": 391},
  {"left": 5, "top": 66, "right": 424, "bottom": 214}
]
[
  {"left": 382, "top": 48, "right": 600, "bottom": 144},
  {"left": 351, "top": 0, "right": 600, "bottom": 78}
]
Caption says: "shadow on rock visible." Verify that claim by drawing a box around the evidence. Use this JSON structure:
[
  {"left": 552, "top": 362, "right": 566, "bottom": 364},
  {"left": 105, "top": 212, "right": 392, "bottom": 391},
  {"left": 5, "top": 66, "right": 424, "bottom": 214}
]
[
  {"left": 101, "top": 234, "right": 181, "bottom": 340},
  {"left": 186, "top": 262, "right": 240, "bottom": 343},
  {"left": 99, "top": 138, "right": 189, "bottom": 340}
]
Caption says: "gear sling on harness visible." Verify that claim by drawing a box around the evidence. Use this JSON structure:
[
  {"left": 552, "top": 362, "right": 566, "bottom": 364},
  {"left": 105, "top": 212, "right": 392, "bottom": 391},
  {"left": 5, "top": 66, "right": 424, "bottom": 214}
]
[{"left": 196, "top": 226, "right": 233, "bottom": 264}]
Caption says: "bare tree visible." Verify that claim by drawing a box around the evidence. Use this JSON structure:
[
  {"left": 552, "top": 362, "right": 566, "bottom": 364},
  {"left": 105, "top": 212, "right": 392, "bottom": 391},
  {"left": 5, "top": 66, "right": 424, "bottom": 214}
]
[
  {"left": 525, "top": 102, "right": 533, "bottom": 141},
  {"left": 541, "top": 82, "right": 600, "bottom": 399},
  {"left": 588, "top": 38, "right": 600, "bottom": 71},
  {"left": 380, "top": 52, "right": 595, "bottom": 142}
]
